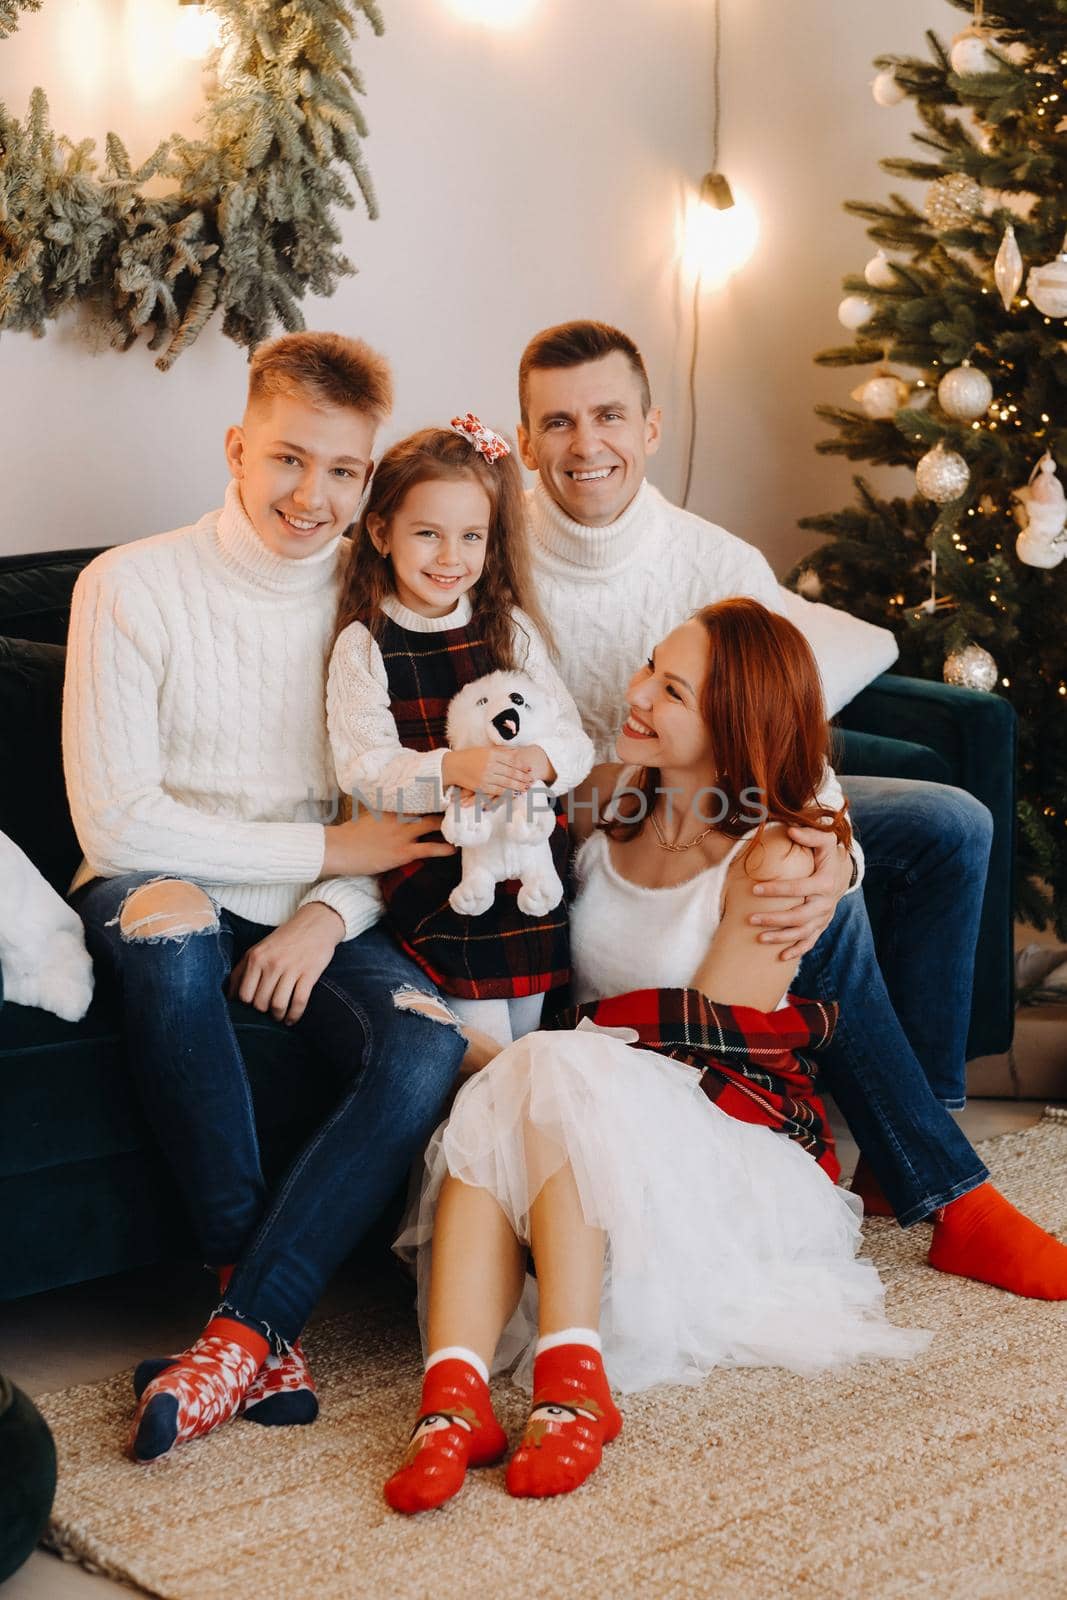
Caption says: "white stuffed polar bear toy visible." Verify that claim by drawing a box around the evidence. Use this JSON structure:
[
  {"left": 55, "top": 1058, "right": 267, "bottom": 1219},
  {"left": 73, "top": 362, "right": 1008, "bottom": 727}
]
[{"left": 441, "top": 670, "right": 564, "bottom": 919}]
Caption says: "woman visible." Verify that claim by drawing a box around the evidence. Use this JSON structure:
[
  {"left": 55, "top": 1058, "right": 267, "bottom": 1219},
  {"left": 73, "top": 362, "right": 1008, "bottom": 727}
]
[{"left": 384, "top": 598, "right": 929, "bottom": 1514}]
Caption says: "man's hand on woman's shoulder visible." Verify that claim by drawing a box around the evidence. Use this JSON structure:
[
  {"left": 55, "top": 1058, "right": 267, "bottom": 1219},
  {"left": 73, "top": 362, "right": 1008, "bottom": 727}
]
[{"left": 749, "top": 821, "right": 853, "bottom": 962}]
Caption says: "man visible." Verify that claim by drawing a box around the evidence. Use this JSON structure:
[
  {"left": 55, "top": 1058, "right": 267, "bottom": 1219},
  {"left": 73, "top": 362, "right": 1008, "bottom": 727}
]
[
  {"left": 65, "top": 332, "right": 467, "bottom": 1461},
  {"left": 512, "top": 319, "right": 1067, "bottom": 1300}
]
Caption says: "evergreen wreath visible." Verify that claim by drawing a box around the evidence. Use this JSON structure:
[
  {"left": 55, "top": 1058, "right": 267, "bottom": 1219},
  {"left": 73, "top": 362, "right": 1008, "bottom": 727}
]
[{"left": 0, "top": 0, "right": 383, "bottom": 369}]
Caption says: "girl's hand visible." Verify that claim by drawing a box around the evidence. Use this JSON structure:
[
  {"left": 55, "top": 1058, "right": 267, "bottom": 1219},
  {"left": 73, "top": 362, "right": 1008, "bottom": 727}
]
[
  {"left": 228, "top": 903, "right": 345, "bottom": 1026},
  {"left": 321, "top": 811, "right": 455, "bottom": 876},
  {"left": 442, "top": 746, "right": 534, "bottom": 801},
  {"left": 749, "top": 827, "right": 853, "bottom": 961}
]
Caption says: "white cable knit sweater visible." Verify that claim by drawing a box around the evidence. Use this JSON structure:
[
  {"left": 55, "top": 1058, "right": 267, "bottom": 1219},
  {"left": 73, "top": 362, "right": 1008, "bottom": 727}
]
[
  {"left": 525, "top": 477, "right": 863, "bottom": 883},
  {"left": 63, "top": 483, "right": 380, "bottom": 939}
]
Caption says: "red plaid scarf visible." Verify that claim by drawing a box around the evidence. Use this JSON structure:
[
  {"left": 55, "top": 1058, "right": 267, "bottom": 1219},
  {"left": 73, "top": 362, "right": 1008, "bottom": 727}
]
[{"left": 549, "top": 987, "right": 840, "bottom": 1180}]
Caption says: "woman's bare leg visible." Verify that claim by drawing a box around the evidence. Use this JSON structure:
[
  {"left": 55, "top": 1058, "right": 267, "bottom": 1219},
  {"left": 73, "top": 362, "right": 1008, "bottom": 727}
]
[{"left": 427, "top": 1176, "right": 526, "bottom": 1369}]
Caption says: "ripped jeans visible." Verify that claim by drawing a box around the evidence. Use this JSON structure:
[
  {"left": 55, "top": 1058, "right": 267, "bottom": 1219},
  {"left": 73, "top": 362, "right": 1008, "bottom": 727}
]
[{"left": 72, "top": 872, "right": 465, "bottom": 1346}]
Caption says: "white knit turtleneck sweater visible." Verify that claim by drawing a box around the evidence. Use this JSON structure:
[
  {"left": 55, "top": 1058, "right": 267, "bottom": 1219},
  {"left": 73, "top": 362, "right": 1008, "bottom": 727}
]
[
  {"left": 526, "top": 477, "right": 863, "bottom": 881},
  {"left": 63, "top": 483, "right": 379, "bottom": 938}
]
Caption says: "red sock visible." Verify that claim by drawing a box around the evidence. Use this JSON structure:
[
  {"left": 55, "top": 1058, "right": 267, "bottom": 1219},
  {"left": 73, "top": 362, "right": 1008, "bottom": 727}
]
[
  {"left": 929, "top": 1182, "right": 1067, "bottom": 1300},
  {"left": 506, "top": 1340, "right": 622, "bottom": 1500},
  {"left": 128, "top": 1316, "right": 268, "bottom": 1462},
  {"left": 384, "top": 1355, "right": 507, "bottom": 1514},
  {"left": 849, "top": 1156, "right": 896, "bottom": 1219}
]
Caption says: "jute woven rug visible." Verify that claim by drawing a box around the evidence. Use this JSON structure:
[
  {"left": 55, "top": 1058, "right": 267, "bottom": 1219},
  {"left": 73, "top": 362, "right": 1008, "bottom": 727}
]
[{"left": 37, "top": 1113, "right": 1067, "bottom": 1600}]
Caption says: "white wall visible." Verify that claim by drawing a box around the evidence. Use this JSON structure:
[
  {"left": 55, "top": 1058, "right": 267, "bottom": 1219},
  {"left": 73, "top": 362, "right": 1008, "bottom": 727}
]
[{"left": 0, "top": 0, "right": 960, "bottom": 567}]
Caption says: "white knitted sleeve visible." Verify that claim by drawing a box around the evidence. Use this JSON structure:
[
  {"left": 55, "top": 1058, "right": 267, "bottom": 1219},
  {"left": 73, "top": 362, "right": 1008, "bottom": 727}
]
[
  {"left": 512, "top": 611, "right": 596, "bottom": 796},
  {"left": 296, "top": 875, "right": 383, "bottom": 940},
  {"left": 62, "top": 559, "right": 325, "bottom": 883},
  {"left": 327, "top": 622, "right": 447, "bottom": 814}
]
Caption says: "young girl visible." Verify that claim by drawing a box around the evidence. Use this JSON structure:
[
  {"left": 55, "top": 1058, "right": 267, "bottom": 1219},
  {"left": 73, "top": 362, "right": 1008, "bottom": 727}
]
[
  {"left": 384, "top": 599, "right": 932, "bottom": 1515},
  {"left": 328, "top": 416, "right": 594, "bottom": 1046}
]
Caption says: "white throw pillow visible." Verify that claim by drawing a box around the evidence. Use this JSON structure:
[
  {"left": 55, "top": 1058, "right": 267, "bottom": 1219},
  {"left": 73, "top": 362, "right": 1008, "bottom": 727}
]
[
  {"left": 777, "top": 586, "right": 899, "bottom": 717},
  {"left": 0, "top": 830, "right": 94, "bottom": 1022}
]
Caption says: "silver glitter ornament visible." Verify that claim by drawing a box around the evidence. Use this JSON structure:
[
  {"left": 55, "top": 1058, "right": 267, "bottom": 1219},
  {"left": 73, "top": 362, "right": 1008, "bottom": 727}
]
[
  {"left": 923, "top": 174, "right": 983, "bottom": 230},
  {"left": 943, "top": 643, "right": 998, "bottom": 692},
  {"left": 937, "top": 364, "right": 993, "bottom": 421},
  {"left": 916, "top": 442, "right": 970, "bottom": 503}
]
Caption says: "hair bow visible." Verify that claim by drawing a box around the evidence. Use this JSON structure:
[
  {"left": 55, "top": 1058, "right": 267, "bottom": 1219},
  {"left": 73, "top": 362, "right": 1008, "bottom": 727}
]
[{"left": 450, "top": 413, "right": 511, "bottom": 463}]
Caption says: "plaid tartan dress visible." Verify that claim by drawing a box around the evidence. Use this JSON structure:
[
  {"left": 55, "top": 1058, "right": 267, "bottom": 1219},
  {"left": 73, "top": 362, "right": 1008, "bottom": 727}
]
[
  {"left": 550, "top": 987, "right": 841, "bottom": 1181},
  {"left": 371, "top": 611, "right": 571, "bottom": 999}
]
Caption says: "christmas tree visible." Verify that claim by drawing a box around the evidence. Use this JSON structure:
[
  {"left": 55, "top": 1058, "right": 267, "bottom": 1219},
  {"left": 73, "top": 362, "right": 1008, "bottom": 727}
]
[{"left": 793, "top": 0, "right": 1067, "bottom": 935}]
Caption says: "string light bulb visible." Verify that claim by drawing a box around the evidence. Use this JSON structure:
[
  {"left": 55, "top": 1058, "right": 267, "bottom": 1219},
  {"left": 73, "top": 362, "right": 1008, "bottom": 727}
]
[
  {"left": 175, "top": 0, "right": 222, "bottom": 60},
  {"left": 683, "top": 172, "right": 759, "bottom": 286}
]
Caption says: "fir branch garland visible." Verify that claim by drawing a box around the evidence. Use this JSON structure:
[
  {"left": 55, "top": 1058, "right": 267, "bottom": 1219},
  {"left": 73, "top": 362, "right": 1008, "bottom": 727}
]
[{"left": 0, "top": 0, "right": 383, "bottom": 367}]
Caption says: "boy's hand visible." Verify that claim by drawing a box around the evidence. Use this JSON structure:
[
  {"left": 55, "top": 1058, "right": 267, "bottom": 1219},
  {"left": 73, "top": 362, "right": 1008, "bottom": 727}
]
[
  {"left": 749, "top": 826, "right": 854, "bottom": 961},
  {"left": 321, "top": 811, "right": 455, "bottom": 877},
  {"left": 228, "top": 903, "right": 345, "bottom": 1026},
  {"left": 442, "top": 746, "right": 534, "bottom": 801}
]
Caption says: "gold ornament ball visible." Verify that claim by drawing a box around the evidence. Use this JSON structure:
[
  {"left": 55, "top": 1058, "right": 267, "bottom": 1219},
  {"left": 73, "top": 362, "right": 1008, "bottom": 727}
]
[
  {"left": 943, "top": 644, "right": 998, "bottom": 693},
  {"left": 937, "top": 365, "right": 993, "bottom": 421},
  {"left": 923, "top": 174, "right": 983, "bottom": 230},
  {"left": 916, "top": 443, "right": 970, "bottom": 503}
]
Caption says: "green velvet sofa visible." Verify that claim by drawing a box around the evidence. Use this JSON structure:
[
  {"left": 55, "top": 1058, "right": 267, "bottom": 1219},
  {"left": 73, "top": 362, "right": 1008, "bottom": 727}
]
[{"left": 0, "top": 548, "right": 1017, "bottom": 1303}]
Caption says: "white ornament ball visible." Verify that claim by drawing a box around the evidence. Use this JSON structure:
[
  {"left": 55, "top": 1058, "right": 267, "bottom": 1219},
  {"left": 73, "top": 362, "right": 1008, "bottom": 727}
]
[
  {"left": 864, "top": 252, "right": 897, "bottom": 289},
  {"left": 937, "top": 365, "right": 993, "bottom": 421},
  {"left": 838, "top": 295, "right": 876, "bottom": 331},
  {"left": 916, "top": 443, "right": 970, "bottom": 503},
  {"left": 1026, "top": 252, "right": 1067, "bottom": 318},
  {"left": 872, "top": 71, "right": 907, "bottom": 106},
  {"left": 950, "top": 30, "right": 1000, "bottom": 75},
  {"left": 851, "top": 374, "right": 910, "bottom": 420},
  {"left": 795, "top": 568, "right": 823, "bottom": 601},
  {"left": 944, "top": 643, "right": 998, "bottom": 693}
]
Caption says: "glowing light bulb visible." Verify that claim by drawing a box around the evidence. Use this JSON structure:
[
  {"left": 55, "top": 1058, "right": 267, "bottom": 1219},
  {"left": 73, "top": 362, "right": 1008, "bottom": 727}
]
[
  {"left": 681, "top": 176, "right": 759, "bottom": 288},
  {"left": 175, "top": 1, "right": 222, "bottom": 60},
  {"left": 447, "top": 0, "right": 538, "bottom": 25}
]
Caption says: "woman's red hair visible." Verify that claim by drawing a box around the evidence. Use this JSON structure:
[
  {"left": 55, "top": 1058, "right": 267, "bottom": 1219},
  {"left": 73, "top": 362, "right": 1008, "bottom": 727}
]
[{"left": 603, "top": 597, "right": 850, "bottom": 849}]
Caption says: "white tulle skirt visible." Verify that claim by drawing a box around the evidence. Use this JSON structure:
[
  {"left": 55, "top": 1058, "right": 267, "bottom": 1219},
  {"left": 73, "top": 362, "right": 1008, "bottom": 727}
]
[{"left": 395, "top": 1022, "right": 931, "bottom": 1393}]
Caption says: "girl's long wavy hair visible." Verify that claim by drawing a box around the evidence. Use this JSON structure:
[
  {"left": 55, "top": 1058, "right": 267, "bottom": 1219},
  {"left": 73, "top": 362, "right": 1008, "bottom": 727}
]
[
  {"left": 602, "top": 597, "right": 851, "bottom": 850},
  {"left": 333, "top": 427, "right": 552, "bottom": 669}
]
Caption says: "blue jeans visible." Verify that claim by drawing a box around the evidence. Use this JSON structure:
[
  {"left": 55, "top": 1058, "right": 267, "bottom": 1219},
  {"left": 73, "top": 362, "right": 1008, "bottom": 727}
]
[
  {"left": 797, "top": 779, "right": 993, "bottom": 1227},
  {"left": 73, "top": 874, "right": 465, "bottom": 1345}
]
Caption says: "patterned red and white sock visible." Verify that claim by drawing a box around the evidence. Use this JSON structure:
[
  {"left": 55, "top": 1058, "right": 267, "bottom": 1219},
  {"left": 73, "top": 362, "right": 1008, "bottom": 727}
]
[
  {"left": 132, "top": 1265, "right": 317, "bottom": 1427},
  {"left": 505, "top": 1330, "right": 622, "bottom": 1500},
  {"left": 384, "top": 1349, "right": 508, "bottom": 1515},
  {"left": 128, "top": 1316, "right": 268, "bottom": 1462},
  {"left": 240, "top": 1339, "right": 318, "bottom": 1426}
]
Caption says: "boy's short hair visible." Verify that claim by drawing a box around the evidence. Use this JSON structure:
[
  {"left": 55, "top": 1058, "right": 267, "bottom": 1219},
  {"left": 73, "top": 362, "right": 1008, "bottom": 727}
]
[
  {"left": 248, "top": 331, "right": 393, "bottom": 420},
  {"left": 518, "top": 320, "right": 651, "bottom": 426}
]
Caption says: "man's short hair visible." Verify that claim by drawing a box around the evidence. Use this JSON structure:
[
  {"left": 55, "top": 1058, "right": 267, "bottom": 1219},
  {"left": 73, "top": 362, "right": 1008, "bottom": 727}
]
[
  {"left": 248, "top": 331, "right": 393, "bottom": 420},
  {"left": 518, "top": 320, "right": 651, "bottom": 426}
]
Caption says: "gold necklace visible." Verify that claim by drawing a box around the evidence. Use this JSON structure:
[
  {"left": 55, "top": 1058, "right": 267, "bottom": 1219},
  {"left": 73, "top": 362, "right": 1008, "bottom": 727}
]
[{"left": 648, "top": 807, "right": 717, "bottom": 853}]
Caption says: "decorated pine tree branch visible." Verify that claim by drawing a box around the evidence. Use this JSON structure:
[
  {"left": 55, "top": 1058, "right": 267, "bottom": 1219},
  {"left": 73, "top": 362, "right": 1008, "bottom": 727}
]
[
  {"left": 794, "top": 4, "right": 1067, "bottom": 932},
  {"left": 0, "top": 0, "right": 384, "bottom": 366}
]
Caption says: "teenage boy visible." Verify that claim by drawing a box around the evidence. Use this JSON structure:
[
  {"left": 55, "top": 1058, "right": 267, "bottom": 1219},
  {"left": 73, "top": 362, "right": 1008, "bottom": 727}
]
[
  {"left": 513, "top": 319, "right": 1067, "bottom": 1299},
  {"left": 64, "top": 333, "right": 466, "bottom": 1462}
]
